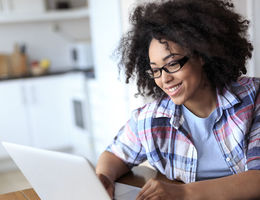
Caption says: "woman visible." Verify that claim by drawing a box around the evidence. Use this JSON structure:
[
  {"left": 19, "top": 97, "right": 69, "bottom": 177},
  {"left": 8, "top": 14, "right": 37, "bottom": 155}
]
[{"left": 96, "top": 0, "right": 260, "bottom": 199}]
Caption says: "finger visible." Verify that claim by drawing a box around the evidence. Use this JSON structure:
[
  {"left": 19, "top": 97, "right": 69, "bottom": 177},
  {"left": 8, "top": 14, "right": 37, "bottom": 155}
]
[
  {"left": 143, "top": 191, "right": 161, "bottom": 200},
  {"left": 138, "top": 184, "right": 157, "bottom": 200},
  {"left": 136, "top": 180, "right": 152, "bottom": 199},
  {"left": 136, "top": 179, "right": 157, "bottom": 200}
]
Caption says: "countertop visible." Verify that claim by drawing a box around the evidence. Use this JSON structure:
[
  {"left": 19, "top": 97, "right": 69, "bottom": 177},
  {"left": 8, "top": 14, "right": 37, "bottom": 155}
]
[{"left": 0, "top": 68, "right": 95, "bottom": 82}]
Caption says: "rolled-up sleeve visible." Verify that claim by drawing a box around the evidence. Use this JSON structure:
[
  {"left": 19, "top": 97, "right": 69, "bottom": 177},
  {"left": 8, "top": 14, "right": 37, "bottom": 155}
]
[
  {"left": 106, "top": 109, "right": 147, "bottom": 168},
  {"left": 246, "top": 89, "right": 260, "bottom": 170}
]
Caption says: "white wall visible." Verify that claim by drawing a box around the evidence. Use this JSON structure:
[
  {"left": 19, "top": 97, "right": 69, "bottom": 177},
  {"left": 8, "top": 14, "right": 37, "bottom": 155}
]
[
  {"left": 252, "top": 0, "right": 260, "bottom": 77},
  {"left": 86, "top": 0, "right": 130, "bottom": 161},
  {"left": 0, "top": 19, "right": 90, "bottom": 71},
  {"left": 233, "top": 0, "right": 247, "bottom": 17},
  {"left": 233, "top": 0, "right": 259, "bottom": 77}
]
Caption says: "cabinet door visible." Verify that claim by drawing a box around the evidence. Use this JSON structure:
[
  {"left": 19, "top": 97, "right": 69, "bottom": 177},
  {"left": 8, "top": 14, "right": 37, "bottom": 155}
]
[
  {"left": 0, "top": 80, "right": 31, "bottom": 159},
  {"left": 24, "top": 76, "right": 72, "bottom": 150}
]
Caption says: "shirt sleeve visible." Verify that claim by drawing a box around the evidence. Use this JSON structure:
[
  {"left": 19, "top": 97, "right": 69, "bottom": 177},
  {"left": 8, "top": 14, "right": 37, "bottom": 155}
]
[
  {"left": 106, "top": 108, "right": 147, "bottom": 168},
  {"left": 246, "top": 88, "right": 260, "bottom": 170}
]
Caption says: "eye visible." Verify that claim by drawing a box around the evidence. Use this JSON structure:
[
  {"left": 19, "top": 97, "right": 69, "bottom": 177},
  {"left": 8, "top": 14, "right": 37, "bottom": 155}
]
[
  {"left": 152, "top": 68, "right": 160, "bottom": 73},
  {"left": 168, "top": 61, "right": 178, "bottom": 67}
]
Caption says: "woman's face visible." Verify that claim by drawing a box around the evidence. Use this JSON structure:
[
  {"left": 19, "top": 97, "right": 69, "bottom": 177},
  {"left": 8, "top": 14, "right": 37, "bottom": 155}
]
[{"left": 148, "top": 38, "right": 205, "bottom": 105}]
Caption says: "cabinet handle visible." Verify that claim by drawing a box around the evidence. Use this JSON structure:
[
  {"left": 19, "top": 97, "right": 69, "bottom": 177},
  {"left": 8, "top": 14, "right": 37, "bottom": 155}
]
[
  {"left": 31, "top": 85, "right": 37, "bottom": 104},
  {"left": 73, "top": 99, "right": 85, "bottom": 129},
  {"left": 21, "top": 85, "right": 27, "bottom": 105}
]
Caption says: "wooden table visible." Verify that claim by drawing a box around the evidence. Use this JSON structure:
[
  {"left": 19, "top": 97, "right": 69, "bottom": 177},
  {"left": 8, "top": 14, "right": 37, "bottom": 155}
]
[
  {"left": 0, "top": 188, "right": 40, "bottom": 200},
  {"left": 0, "top": 166, "right": 182, "bottom": 200}
]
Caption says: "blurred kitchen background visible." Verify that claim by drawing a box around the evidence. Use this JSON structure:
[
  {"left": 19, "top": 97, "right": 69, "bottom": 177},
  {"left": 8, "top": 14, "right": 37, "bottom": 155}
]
[{"left": 0, "top": 0, "right": 259, "bottom": 194}]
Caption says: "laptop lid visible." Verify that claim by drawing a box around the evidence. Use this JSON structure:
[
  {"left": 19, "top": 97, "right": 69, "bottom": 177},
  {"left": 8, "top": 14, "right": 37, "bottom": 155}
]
[{"left": 2, "top": 142, "right": 111, "bottom": 200}]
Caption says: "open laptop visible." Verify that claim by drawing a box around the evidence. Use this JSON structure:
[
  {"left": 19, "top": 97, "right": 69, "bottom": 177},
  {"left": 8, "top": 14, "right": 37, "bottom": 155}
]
[{"left": 2, "top": 142, "right": 141, "bottom": 200}]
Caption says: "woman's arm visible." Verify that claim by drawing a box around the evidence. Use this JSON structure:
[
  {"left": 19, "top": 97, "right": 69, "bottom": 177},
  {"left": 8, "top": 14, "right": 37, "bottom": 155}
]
[
  {"left": 187, "top": 170, "right": 260, "bottom": 200},
  {"left": 96, "top": 151, "right": 130, "bottom": 198},
  {"left": 136, "top": 170, "right": 260, "bottom": 200},
  {"left": 96, "top": 151, "right": 130, "bottom": 181}
]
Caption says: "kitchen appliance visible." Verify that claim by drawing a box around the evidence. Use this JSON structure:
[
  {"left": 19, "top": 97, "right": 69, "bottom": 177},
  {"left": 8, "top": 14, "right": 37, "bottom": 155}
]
[{"left": 70, "top": 42, "right": 93, "bottom": 70}]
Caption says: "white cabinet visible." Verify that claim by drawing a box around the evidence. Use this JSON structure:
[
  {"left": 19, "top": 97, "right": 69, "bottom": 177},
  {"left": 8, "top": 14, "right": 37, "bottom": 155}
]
[
  {"left": 23, "top": 76, "right": 72, "bottom": 149},
  {"left": 0, "top": 80, "right": 31, "bottom": 158},
  {"left": 0, "top": 74, "right": 84, "bottom": 159}
]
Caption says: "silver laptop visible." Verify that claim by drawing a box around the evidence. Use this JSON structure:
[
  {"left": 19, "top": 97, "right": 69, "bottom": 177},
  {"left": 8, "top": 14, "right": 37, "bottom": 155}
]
[{"left": 2, "top": 142, "right": 140, "bottom": 200}]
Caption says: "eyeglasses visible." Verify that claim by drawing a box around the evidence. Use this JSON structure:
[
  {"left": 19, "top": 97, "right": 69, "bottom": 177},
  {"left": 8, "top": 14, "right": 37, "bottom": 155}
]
[{"left": 146, "top": 56, "right": 189, "bottom": 79}]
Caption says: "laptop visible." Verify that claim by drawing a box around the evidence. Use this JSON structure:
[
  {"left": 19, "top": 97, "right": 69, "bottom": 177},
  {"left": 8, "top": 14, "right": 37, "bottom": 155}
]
[{"left": 2, "top": 142, "right": 141, "bottom": 200}]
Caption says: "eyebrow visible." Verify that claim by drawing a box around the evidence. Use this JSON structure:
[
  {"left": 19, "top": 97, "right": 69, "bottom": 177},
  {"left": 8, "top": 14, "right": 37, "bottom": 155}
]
[{"left": 150, "top": 53, "right": 177, "bottom": 65}]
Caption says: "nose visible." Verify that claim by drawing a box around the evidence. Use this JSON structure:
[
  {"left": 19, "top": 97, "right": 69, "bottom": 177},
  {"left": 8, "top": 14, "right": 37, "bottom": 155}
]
[{"left": 161, "top": 69, "right": 173, "bottom": 83}]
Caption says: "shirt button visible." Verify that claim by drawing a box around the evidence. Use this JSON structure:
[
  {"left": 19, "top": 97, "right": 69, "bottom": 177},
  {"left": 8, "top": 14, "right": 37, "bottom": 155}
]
[{"left": 226, "top": 157, "right": 231, "bottom": 162}]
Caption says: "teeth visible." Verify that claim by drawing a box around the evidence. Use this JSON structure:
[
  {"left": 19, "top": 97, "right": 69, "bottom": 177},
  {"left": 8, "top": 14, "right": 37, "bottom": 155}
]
[{"left": 169, "top": 84, "right": 181, "bottom": 92}]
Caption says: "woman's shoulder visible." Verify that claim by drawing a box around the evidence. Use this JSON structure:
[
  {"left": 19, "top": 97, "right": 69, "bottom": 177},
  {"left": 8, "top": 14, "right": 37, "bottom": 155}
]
[
  {"left": 132, "top": 96, "right": 174, "bottom": 120},
  {"left": 230, "top": 76, "right": 260, "bottom": 97},
  {"left": 236, "top": 76, "right": 260, "bottom": 86}
]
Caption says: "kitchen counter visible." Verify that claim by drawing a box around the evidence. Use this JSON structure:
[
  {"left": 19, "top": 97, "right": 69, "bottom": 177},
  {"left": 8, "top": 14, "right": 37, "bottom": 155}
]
[{"left": 0, "top": 68, "right": 95, "bottom": 82}]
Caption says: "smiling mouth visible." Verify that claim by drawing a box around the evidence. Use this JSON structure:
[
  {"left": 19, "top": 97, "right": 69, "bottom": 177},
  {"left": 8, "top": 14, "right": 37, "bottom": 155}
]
[{"left": 168, "top": 83, "right": 182, "bottom": 93}]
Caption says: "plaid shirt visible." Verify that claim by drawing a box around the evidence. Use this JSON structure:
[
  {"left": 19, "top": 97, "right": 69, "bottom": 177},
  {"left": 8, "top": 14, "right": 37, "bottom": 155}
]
[{"left": 107, "top": 76, "right": 260, "bottom": 183}]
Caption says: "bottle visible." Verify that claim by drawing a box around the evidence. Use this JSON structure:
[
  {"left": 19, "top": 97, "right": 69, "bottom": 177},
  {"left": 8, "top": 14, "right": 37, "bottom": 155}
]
[{"left": 10, "top": 43, "right": 28, "bottom": 77}]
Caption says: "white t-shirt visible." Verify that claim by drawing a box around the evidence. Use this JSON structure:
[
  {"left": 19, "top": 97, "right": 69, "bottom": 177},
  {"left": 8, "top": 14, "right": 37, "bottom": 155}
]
[{"left": 182, "top": 105, "right": 232, "bottom": 181}]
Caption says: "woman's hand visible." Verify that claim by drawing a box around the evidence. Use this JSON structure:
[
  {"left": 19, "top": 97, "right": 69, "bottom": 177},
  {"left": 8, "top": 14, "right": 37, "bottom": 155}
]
[
  {"left": 136, "top": 178, "right": 188, "bottom": 200},
  {"left": 97, "top": 173, "right": 115, "bottom": 199}
]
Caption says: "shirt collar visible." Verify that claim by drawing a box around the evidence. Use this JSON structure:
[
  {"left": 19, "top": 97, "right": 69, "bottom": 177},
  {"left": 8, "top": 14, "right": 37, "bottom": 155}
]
[
  {"left": 153, "top": 96, "right": 183, "bottom": 129},
  {"left": 152, "top": 85, "right": 240, "bottom": 128},
  {"left": 216, "top": 85, "right": 241, "bottom": 110},
  {"left": 153, "top": 96, "right": 175, "bottom": 118}
]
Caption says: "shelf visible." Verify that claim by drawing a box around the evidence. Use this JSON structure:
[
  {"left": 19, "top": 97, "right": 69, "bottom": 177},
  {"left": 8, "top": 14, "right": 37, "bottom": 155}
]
[{"left": 0, "top": 8, "right": 89, "bottom": 24}]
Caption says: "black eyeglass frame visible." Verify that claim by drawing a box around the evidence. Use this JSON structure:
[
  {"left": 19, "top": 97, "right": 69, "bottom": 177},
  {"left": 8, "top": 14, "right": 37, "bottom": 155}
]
[{"left": 146, "top": 56, "right": 189, "bottom": 79}]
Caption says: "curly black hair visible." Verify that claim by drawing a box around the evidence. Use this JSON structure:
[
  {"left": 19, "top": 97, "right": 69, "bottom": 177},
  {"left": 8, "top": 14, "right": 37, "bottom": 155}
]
[{"left": 116, "top": 0, "right": 253, "bottom": 99}]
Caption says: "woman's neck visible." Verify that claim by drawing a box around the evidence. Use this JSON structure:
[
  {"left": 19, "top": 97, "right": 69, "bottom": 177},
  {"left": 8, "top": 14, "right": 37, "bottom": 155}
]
[{"left": 184, "top": 85, "right": 217, "bottom": 118}]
